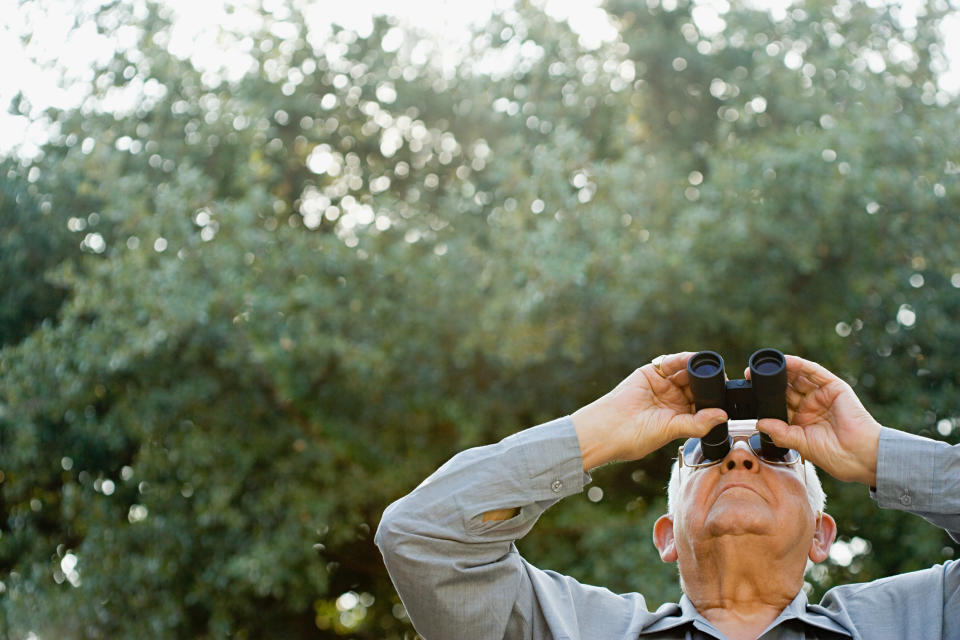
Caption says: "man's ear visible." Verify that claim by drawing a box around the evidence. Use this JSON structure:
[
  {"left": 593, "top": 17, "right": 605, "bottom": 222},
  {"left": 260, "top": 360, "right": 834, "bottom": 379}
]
[
  {"left": 653, "top": 514, "right": 678, "bottom": 563},
  {"left": 808, "top": 512, "right": 837, "bottom": 563}
]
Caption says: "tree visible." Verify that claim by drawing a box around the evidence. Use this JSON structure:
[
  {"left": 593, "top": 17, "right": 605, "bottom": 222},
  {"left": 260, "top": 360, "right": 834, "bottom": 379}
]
[{"left": 2, "top": 0, "right": 959, "bottom": 637}]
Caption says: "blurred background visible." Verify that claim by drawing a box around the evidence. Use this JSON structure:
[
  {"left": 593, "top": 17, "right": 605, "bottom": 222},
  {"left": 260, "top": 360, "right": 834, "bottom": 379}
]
[{"left": 2, "top": 0, "right": 960, "bottom": 637}]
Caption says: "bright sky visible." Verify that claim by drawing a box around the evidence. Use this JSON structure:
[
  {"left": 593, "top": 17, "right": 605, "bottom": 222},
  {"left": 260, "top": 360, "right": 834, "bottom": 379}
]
[
  {"left": 2, "top": 0, "right": 523, "bottom": 157},
  {"left": 3, "top": 0, "right": 959, "bottom": 159}
]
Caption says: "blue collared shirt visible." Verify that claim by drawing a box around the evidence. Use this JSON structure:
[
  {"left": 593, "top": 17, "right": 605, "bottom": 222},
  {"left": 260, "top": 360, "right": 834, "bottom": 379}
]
[{"left": 376, "top": 417, "right": 960, "bottom": 639}]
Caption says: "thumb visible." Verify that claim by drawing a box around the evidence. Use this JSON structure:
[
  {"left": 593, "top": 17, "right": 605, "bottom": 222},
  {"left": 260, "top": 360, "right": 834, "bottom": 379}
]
[
  {"left": 757, "top": 418, "right": 801, "bottom": 450},
  {"left": 691, "top": 409, "right": 728, "bottom": 437}
]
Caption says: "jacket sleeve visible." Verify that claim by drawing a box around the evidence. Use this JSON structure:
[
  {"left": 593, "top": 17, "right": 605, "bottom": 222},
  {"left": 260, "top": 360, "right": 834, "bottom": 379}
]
[
  {"left": 816, "top": 427, "right": 960, "bottom": 638},
  {"left": 373, "top": 416, "right": 590, "bottom": 639},
  {"left": 871, "top": 426, "right": 960, "bottom": 542}
]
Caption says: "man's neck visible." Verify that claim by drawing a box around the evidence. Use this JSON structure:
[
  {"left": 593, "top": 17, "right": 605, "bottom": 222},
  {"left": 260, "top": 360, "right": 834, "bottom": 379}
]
[
  {"left": 695, "top": 599, "right": 792, "bottom": 640},
  {"left": 680, "top": 537, "right": 806, "bottom": 640}
]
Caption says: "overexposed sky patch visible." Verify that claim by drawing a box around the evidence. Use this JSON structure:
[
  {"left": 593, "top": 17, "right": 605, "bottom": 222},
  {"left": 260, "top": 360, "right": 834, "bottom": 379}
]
[
  {"left": 0, "top": 0, "right": 545, "bottom": 157},
  {"left": 3, "top": 0, "right": 960, "bottom": 158}
]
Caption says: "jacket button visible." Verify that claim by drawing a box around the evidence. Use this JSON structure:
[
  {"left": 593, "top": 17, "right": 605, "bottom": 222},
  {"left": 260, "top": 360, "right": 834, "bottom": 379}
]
[
  {"left": 551, "top": 479, "right": 563, "bottom": 493},
  {"left": 900, "top": 494, "right": 912, "bottom": 506}
]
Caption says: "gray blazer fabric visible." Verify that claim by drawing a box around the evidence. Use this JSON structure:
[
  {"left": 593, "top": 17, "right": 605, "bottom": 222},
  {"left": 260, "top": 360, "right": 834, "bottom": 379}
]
[{"left": 375, "top": 417, "right": 960, "bottom": 639}]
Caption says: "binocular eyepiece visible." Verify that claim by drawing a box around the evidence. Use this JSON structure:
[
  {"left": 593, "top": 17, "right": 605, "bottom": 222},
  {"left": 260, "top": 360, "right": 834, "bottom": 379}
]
[{"left": 687, "top": 348, "right": 789, "bottom": 461}]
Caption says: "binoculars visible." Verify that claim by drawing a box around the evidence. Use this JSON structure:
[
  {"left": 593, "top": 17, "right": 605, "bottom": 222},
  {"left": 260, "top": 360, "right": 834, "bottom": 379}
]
[{"left": 686, "top": 348, "right": 789, "bottom": 461}]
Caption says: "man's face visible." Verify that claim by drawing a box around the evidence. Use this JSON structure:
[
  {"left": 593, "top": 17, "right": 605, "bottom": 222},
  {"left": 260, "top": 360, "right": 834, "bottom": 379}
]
[{"left": 673, "top": 438, "right": 815, "bottom": 558}]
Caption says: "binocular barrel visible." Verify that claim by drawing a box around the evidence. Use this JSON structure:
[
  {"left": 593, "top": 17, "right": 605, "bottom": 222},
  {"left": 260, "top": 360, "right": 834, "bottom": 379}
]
[
  {"left": 686, "top": 348, "right": 790, "bottom": 461},
  {"left": 747, "top": 348, "right": 790, "bottom": 459},
  {"left": 687, "top": 351, "right": 729, "bottom": 460}
]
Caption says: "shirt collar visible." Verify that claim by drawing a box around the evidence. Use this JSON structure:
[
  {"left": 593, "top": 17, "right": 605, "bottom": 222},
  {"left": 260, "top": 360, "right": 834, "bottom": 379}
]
[
  {"left": 770, "top": 590, "right": 851, "bottom": 637},
  {"left": 639, "top": 590, "right": 852, "bottom": 637}
]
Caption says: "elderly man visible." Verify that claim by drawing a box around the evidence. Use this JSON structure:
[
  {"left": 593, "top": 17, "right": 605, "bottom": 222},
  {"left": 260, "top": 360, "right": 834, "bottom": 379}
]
[{"left": 375, "top": 353, "right": 960, "bottom": 639}]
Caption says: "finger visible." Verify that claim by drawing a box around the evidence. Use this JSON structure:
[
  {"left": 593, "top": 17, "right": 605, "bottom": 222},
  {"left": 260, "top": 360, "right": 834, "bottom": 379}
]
[
  {"left": 789, "top": 373, "right": 820, "bottom": 396},
  {"left": 657, "top": 351, "right": 696, "bottom": 378},
  {"left": 690, "top": 409, "right": 727, "bottom": 438},
  {"left": 784, "top": 355, "right": 838, "bottom": 388},
  {"left": 673, "top": 408, "right": 728, "bottom": 439},
  {"left": 673, "top": 378, "right": 695, "bottom": 405},
  {"left": 745, "top": 355, "right": 838, "bottom": 391},
  {"left": 757, "top": 418, "right": 804, "bottom": 451},
  {"left": 669, "top": 369, "right": 691, "bottom": 389},
  {"left": 743, "top": 365, "right": 806, "bottom": 410},
  {"left": 785, "top": 386, "right": 806, "bottom": 411}
]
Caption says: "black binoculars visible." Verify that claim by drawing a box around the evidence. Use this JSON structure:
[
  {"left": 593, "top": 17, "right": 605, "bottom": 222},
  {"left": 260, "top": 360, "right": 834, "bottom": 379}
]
[{"left": 686, "top": 348, "right": 789, "bottom": 461}]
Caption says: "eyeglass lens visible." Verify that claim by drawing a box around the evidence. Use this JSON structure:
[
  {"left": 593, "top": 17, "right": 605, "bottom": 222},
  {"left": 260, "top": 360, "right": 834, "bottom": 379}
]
[{"left": 683, "top": 435, "right": 799, "bottom": 466}]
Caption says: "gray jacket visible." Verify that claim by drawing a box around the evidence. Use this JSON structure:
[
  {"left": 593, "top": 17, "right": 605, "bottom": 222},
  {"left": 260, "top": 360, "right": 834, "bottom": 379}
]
[{"left": 376, "top": 417, "right": 960, "bottom": 639}]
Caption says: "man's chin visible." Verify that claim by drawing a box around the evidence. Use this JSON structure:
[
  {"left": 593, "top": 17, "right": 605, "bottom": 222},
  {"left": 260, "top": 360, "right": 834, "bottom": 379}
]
[{"left": 702, "top": 504, "right": 773, "bottom": 537}]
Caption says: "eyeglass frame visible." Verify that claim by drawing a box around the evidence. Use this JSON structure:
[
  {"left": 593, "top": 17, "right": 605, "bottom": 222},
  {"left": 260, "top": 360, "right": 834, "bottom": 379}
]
[{"left": 677, "top": 420, "right": 806, "bottom": 487}]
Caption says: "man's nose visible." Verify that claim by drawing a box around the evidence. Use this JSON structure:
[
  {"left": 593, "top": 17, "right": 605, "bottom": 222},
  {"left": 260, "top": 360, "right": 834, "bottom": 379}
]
[{"left": 719, "top": 439, "right": 760, "bottom": 473}]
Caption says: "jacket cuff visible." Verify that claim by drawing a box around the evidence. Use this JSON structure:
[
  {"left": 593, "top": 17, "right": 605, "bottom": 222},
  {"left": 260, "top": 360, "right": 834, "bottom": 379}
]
[
  {"left": 517, "top": 415, "right": 591, "bottom": 500},
  {"left": 872, "top": 426, "right": 943, "bottom": 511}
]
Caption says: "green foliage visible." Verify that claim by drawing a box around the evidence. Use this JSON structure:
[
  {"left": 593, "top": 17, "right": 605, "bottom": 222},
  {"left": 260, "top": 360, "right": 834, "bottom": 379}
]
[
  {"left": 2, "top": 0, "right": 960, "bottom": 637},
  {"left": 0, "top": 161, "right": 72, "bottom": 347}
]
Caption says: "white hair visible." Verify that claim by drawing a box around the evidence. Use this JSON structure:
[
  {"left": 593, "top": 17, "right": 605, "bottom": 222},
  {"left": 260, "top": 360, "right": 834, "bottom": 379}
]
[{"left": 666, "top": 456, "right": 826, "bottom": 516}]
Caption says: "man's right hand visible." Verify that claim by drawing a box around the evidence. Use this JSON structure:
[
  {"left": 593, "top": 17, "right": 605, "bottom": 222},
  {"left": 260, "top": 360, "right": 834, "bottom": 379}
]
[{"left": 571, "top": 352, "right": 728, "bottom": 472}]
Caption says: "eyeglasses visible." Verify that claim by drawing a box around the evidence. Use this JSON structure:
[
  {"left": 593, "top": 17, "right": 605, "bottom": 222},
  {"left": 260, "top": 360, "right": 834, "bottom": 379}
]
[{"left": 678, "top": 422, "right": 802, "bottom": 470}]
